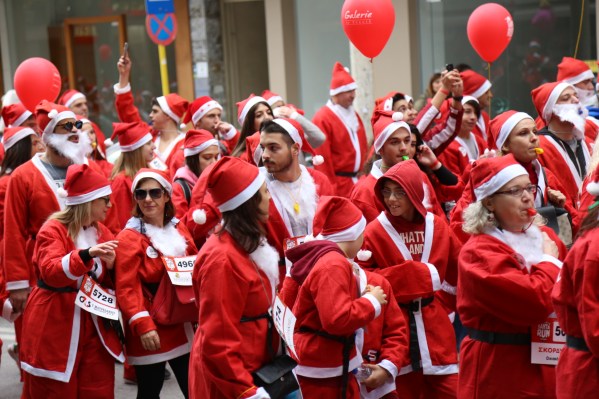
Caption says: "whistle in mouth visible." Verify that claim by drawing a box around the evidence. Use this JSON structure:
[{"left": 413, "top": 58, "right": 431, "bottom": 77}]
[{"left": 534, "top": 147, "right": 544, "bottom": 155}]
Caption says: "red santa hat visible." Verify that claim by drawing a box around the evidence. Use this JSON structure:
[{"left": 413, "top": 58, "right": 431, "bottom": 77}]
[
  {"left": 271, "top": 118, "right": 324, "bottom": 165},
  {"left": 586, "top": 165, "right": 599, "bottom": 197},
  {"left": 490, "top": 110, "right": 535, "bottom": 150},
  {"left": 132, "top": 168, "right": 173, "bottom": 195},
  {"left": 374, "top": 91, "right": 413, "bottom": 112},
  {"left": 330, "top": 62, "right": 357, "bottom": 96},
  {"left": 1, "top": 103, "right": 32, "bottom": 127},
  {"left": 311, "top": 196, "right": 366, "bottom": 242},
  {"left": 374, "top": 160, "right": 427, "bottom": 219},
  {"left": 261, "top": 90, "right": 284, "bottom": 107},
  {"left": 237, "top": 94, "right": 268, "bottom": 126},
  {"left": 470, "top": 154, "right": 528, "bottom": 201},
  {"left": 106, "top": 122, "right": 153, "bottom": 152},
  {"left": 557, "top": 57, "right": 594, "bottom": 85},
  {"left": 531, "top": 81, "right": 573, "bottom": 126},
  {"left": 183, "top": 129, "right": 219, "bottom": 157},
  {"left": 183, "top": 96, "right": 223, "bottom": 127},
  {"left": 245, "top": 131, "right": 263, "bottom": 166},
  {"left": 1, "top": 127, "right": 37, "bottom": 151},
  {"left": 371, "top": 110, "right": 410, "bottom": 155},
  {"left": 156, "top": 93, "right": 189, "bottom": 126},
  {"left": 35, "top": 100, "right": 76, "bottom": 136},
  {"left": 58, "top": 89, "right": 86, "bottom": 108},
  {"left": 461, "top": 70, "right": 492, "bottom": 99},
  {"left": 58, "top": 164, "right": 111, "bottom": 206}
]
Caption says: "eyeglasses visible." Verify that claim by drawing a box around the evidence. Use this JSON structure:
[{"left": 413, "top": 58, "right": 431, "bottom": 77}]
[
  {"left": 494, "top": 184, "right": 538, "bottom": 197},
  {"left": 56, "top": 120, "right": 83, "bottom": 131},
  {"left": 381, "top": 188, "right": 407, "bottom": 199},
  {"left": 134, "top": 188, "right": 165, "bottom": 201},
  {"left": 97, "top": 196, "right": 111, "bottom": 205}
]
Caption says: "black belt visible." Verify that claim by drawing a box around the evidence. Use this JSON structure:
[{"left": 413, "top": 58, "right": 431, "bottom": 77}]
[
  {"left": 566, "top": 335, "right": 590, "bottom": 352},
  {"left": 335, "top": 171, "right": 358, "bottom": 178},
  {"left": 467, "top": 328, "right": 531, "bottom": 345},
  {"left": 240, "top": 312, "right": 271, "bottom": 323},
  {"left": 37, "top": 279, "right": 78, "bottom": 293},
  {"left": 399, "top": 297, "right": 434, "bottom": 371}
]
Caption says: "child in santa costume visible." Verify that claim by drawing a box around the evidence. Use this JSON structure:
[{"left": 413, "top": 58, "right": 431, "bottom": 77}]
[
  {"left": 231, "top": 94, "right": 273, "bottom": 158},
  {"left": 114, "top": 169, "right": 197, "bottom": 398},
  {"left": 458, "top": 155, "right": 565, "bottom": 399},
  {"left": 188, "top": 156, "right": 281, "bottom": 399},
  {"left": 20, "top": 164, "right": 124, "bottom": 398},
  {"left": 552, "top": 168, "right": 599, "bottom": 399}
]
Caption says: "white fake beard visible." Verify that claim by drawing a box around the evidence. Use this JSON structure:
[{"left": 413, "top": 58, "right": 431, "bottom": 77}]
[
  {"left": 44, "top": 131, "right": 93, "bottom": 165},
  {"left": 575, "top": 87, "right": 599, "bottom": 108},
  {"left": 553, "top": 103, "right": 587, "bottom": 140},
  {"left": 249, "top": 239, "right": 280, "bottom": 293},
  {"left": 499, "top": 225, "right": 544, "bottom": 273},
  {"left": 144, "top": 222, "right": 188, "bottom": 257},
  {"left": 269, "top": 168, "right": 319, "bottom": 225}
]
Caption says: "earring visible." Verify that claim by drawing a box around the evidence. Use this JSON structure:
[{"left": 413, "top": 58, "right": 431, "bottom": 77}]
[{"left": 487, "top": 211, "right": 496, "bottom": 223}]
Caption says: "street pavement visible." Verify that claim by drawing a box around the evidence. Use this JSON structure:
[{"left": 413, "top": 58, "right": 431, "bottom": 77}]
[{"left": 0, "top": 318, "right": 184, "bottom": 398}]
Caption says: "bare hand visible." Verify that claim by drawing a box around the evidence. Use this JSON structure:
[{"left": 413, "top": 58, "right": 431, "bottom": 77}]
[
  {"left": 478, "top": 149, "right": 497, "bottom": 160},
  {"left": 441, "top": 70, "right": 461, "bottom": 93},
  {"left": 362, "top": 364, "right": 392, "bottom": 389},
  {"left": 273, "top": 105, "right": 294, "bottom": 118},
  {"left": 542, "top": 232, "right": 559, "bottom": 258},
  {"left": 415, "top": 145, "right": 437, "bottom": 167},
  {"left": 366, "top": 285, "right": 387, "bottom": 305},
  {"left": 216, "top": 121, "right": 234, "bottom": 135},
  {"left": 547, "top": 188, "right": 566, "bottom": 208},
  {"left": 90, "top": 241, "right": 118, "bottom": 270},
  {"left": 140, "top": 330, "right": 161, "bottom": 351},
  {"left": 117, "top": 55, "right": 131, "bottom": 87},
  {"left": 9, "top": 288, "right": 29, "bottom": 313}
]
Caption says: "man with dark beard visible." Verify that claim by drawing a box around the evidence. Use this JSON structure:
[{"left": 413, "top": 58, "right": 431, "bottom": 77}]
[
  {"left": 532, "top": 82, "right": 592, "bottom": 208},
  {"left": 259, "top": 118, "right": 333, "bottom": 265}
]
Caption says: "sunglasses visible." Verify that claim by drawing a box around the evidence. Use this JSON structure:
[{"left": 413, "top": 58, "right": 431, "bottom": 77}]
[
  {"left": 56, "top": 120, "right": 83, "bottom": 131},
  {"left": 134, "top": 188, "right": 165, "bottom": 201},
  {"left": 97, "top": 196, "right": 111, "bottom": 205}
]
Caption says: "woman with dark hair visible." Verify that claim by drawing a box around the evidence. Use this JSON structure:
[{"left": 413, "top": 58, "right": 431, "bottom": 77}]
[
  {"left": 552, "top": 168, "right": 599, "bottom": 398},
  {"left": 189, "top": 156, "right": 281, "bottom": 399},
  {"left": 231, "top": 94, "right": 273, "bottom": 158},
  {"left": 115, "top": 168, "right": 198, "bottom": 399},
  {"left": 414, "top": 72, "right": 442, "bottom": 111}
]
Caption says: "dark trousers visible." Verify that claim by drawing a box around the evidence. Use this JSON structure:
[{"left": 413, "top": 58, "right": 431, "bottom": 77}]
[{"left": 135, "top": 353, "right": 190, "bottom": 399}]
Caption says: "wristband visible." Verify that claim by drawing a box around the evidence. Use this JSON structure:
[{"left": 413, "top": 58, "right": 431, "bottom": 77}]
[
  {"left": 439, "top": 88, "right": 450, "bottom": 96},
  {"left": 453, "top": 95, "right": 463, "bottom": 102}
]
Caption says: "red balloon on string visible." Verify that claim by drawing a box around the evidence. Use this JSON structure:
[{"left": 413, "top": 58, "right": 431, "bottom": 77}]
[
  {"left": 14, "top": 58, "right": 62, "bottom": 112},
  {"left": 467, "top": 3, "right": 514, "bottom": 63},
  {"left": 341, "top": 0, "right": 395, "bottom": 60}
]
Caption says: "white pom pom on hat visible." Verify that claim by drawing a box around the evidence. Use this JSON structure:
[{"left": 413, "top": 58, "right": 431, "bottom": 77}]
[
  {"left": 48, "top": 109, "right": 58, "bottom": 119},
  {"left": 312, "top": 155, "right": 324, "bottom": 166},
  {"left": 192, "top": 209, "right": 207, "bottom": 225},
  {"left": 392, "top": 112, "right": 403, "bottom": 122},
  {"left": 356, "top": 249, "right": 372, "bottom": 261},
  {"left": 104, "top": 138, "right": 114, "bottom": 147},
  {"left": 58, "top": 187, "right": 68, "bottom": 198},
  {"left": 180, "top": 123, "right": 187, "bottom": 130}
]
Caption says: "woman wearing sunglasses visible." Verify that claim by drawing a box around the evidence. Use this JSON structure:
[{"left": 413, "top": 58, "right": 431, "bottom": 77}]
[
  {"left": 114, "top": 168, "right": 197, "bottom": 399},
  {"left": 105, "top": 121, "right": 156, "bottom": 232},
  {"left": 457, "top": 155, "right": 566, "bottom": 398},
  {"left": 19, "top": 163, "right": 124, "bottom": 398}
]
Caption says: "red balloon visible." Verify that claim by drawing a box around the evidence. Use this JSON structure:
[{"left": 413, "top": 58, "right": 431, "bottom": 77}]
[
  {"left": 14, "top": 58, "right": 62, "bottom": 112},
  {"left": 467, "top": 3, "right": 514, "bottom": 63},
  {"left": 341, "top": 0, "right": 395, "bottom": 60}
]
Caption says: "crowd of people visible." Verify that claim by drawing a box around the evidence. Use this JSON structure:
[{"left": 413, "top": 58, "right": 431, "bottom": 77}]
[{"left": 0, "top": 49, "right": 598, "bottom": 399}]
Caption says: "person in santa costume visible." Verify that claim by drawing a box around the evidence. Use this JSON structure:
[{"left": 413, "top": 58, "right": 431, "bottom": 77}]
[
  {"left": 458, "top": 154, "right": 565, "bottom": 399},
  {"left": 78, "top": 116, "right": 112, "bottom": 178},
  {"left": 356, "top": 159, "right": 460, "bottom": 399},
  {"left": 231, "top": 94, "right": 273, "bottom": 158},
  {"left": 115, "top": 54, "right": 189, "bottom": 177},
  {"left": 105, "top": 121, "right": 156, "bottom": 232},
  {"left": 458, "top": 69, "right": 493, "bottom": 147},
  {"left": 312, "top": 62, "right": 369, "bottom": 197},
  {"left": 172, "top": 129, "right": 219, "bottom": 218},
  {"left": 181, "top": 96, "right": 239, "bottom": 155},
  {"left": 114, "top": 168, "right": 197, "bottom": 398},
  {"left": 0, "top": 102, "right": 40, "bottom": 163},
  {"left": 285, "top": 196, "right": 387, "bottom": 399},
  {"left": 531, "top": 81, "right": 592, "bottom": 206},
  {"left": 20, "top": 163, "right": 124, "bottom": 398},
  {"left": 188, "top": 156, "right": 281, "bottom": 399},
  {"left": 555, "top": 56, "right": 599, "bottom": 141},
  {"left": 552, "top": 167, "right": 599, "bottom": 399}
]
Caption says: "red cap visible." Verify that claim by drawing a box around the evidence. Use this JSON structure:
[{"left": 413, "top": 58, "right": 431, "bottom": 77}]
[
  {"left": 244, "top": 131, "right": 263, "bottom": 166},
  {"left": 261, "top": 90, "right": 284, "bottom": 107},
  {"left": 270, "top": 118, "right": 323, "bottom": 165},
  {"left": 132, "top": 168, "right": 173, "bottom": 195},
  {"left": 183, "top": 96, "right": 223, "bottom": 126},
  {"left": 108, "top": 122, "right": 152, "bottom": 152},
  {"left": 489, "top": 110, "right": 534, "bottom": 150},
  {"left": 183, "top": 129, "right": 219, "bottom": 157},
  {"left": 58, "top": 89, "right": 86, "bottom": 108},
  {"left": 557, "top": 57, "right": 594, "bottom": 85},
  {"left": 60, "top": 164, "right": 111, "bottom": 206},
  {"left": 35, "top": 100, "right": 76, "bottom": 136},
  {"left": 1, "top": 103, "right": 32, "bottom": 127},
  {"left": 236, "top": 94, "right": 268, "bottom": 126},
  {"left": 461, "top": 70, "right": 492, "bottom": 98},
  {"left": 470, "top": 154, "right": 528, "bottom": 201},
  {"left": 156, "top": 93, "right": 189, "bottom": 125},
  {"left": 312, "top": 196, "right": 365, "bottom": 242},
  {"left": 371, "top": 110, "right": 410, "bottom": 154},
  {"left": 531, "top": 81, "right": 573, "bottom": 126},
  {"left": 330, "top": 62, "right": 357, "bottom": 96},
  {"left": 1, "top": 126, "right": 37, "bottom": 151},
  {"left": 586, "top": 165, "right": 599, "bottom": 197}
]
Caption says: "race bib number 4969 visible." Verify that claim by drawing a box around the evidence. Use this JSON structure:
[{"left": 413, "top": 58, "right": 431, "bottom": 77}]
[{"left": 161, "top": 255, "right": 196, "bottom": 286}]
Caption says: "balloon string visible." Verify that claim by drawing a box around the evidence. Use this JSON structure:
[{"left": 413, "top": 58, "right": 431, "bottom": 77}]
[
  {"left": 574, "top": 0, "right": 585, "bottom": 58},
  {"left": 487, "top": 62, "right": 492, "bottom": 119}
]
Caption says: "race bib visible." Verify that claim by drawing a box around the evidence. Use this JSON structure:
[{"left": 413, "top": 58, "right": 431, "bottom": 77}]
[
  {"left": 149, "top": 153, "right": 168, "bottom": 171},
  {"left": 272, "top": 295, "right": 297, "bottom": 358},
  {"left": 75, "top": 275, "right": 119, "bottom": 320},
  {"left": 161, "top": 255, "right": 196, "bottom": 286},
  {"left": 284, "top": 236, "right": 306, "bottom": 251},
  {"left": 531, "top": 313, "right": 565, "bottom": 365}
]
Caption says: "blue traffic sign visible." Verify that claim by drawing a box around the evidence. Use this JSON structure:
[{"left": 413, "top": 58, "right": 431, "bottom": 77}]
[{"left": 145, "top": 0, "right": 174, "bottom": 15}]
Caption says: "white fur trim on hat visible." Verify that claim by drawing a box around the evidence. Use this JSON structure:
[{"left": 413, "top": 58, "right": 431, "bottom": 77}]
[
  {"left": 461, "top": 96, "right": 479, "bottom": 106},
  {"left": 374, "top": 121, "right": 411, "bottom": 155},
  {"left": 319, "top": 216, "right": 366, "bottom": 243},
  {"left": 587, "top": 181, "right": 599, "bottom": 196},
  {"left": 564, "top": 69, "right": 594, "bottom": 86},
  {"left": 542, "top": 82, "right": 572, "bottom": 124},
  {"left": 330, "top": 82, "right": 358, "bottom": 97},
  {"left": 272, "top": 118, "right": 302, "bottom": 146},
  {"left": 12, "top": 110, "right": 32, "bottom": 128},
  {"left": 192, "top": 209, "right": 207, "bottom": 224},
  {"left": 3, "top": 127, "right": 36, "bottom": 151},
  {"left": 132, "top": 171, "right": 173, "bottom": 195},
  {"left": 312, "top": 155, "right": 324, "bottom": 166},
  {"left": 496, "top": 112, "right": 534, "bottom": 150},
  {"left": 266, "top": 95, "right": 283, "bottom": 107},
  {"left": 184, "top": 138, "right": 219, "bottom": 157},
  {"left": 119, "top": 133, "right": 153, "bottom": 152},
  {"left": 156, "top": 96, "right": 180, "bottom": 124},
  {"left": 64, "top": 92, "right": 86, "bottom": 108},
  {"left": 218, "top": 173, "right": 265, "bottom": 212},
  {"left": 474, "top": 163, "right": 528, "bottom": 201},
  {"left": 470, "top": 79, "right": 492, "bottom": 99},
  {"left": 43, "top": 110, "right": 77, "bottom": 135},
  {"left": 65, "top": 185, "right": 112, "bottom": 206},
  {"left": 238, "top": 96, "right": 267, "bottom": 126},
  {"left": 192, "top": 100, "right": 222, "bottom": 126}
]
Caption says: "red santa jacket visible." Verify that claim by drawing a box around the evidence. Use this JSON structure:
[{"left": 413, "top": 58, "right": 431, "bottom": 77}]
[
  {"left": 107, "top": 171, "right": 133, "bottom": 233},
  {"left": 552, "top": 227, "right": 599, "bottom": 399},
  {"left": 457, "top": 227, "right": 562, "bottom": 399},
  {"left": 189, "top": 231, "right": 278, "bottom": 399},
  {"left": 416, "top": 101, "right": 463, "bottom": 156},
  {"left": 114, "top": 217, "right": 197, "bottom": 365},
  {"left": 437, "top": 132, "right": 487, "bottom": 179},
  {"left": 312, "top": 103, "right": 369, "bottom": 197},
  {"left": 20, "top": 220, "right": 124, "bottom": 382}
]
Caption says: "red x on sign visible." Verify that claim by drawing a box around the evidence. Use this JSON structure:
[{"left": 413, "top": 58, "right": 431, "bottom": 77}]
[{"left": 145, "top": 13, "right": 178, "bottom": 46}]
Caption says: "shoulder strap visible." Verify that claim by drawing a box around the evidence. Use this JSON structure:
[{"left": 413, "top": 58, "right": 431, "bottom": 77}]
[{"left": 174, "top": 178, "right": 192, "bottom": 204}]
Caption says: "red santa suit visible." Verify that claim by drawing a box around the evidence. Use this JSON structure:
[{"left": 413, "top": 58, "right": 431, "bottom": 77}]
[
  {"left": 20, "top": 220, "right": 124, "bottom": 398},
  {"left": 437, "top": 132, "right": 487, "bottom": 179},
  {"left": 416, "top": 100, "right": 463, "bottom": 155},
  {"left": 114, "top": 217, "right": 197, "bottom": 365},
  {"left": 172, "top": 166, "right": 199, "bottom": 219},
  {"left": 107, "top": 171, "right": 133, "bottom": 232}
]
